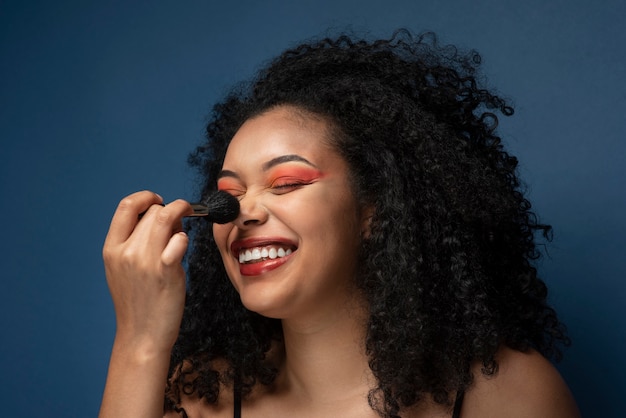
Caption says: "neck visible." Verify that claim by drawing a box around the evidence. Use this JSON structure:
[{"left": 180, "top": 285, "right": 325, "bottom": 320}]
[{"left": 275, "top": 296, "right": 374, "bottom": 403}]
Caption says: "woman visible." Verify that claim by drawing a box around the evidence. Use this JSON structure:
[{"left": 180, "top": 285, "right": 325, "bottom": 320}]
[{"left": 100, "top": 30, "right": 580, "bottom": 417}]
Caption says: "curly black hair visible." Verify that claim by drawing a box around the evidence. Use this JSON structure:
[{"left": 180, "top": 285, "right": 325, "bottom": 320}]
[{"left": 165, "top": 29, "right": 569, "bottom": 417}]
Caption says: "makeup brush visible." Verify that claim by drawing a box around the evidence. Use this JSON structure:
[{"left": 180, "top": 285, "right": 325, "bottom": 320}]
[
  {"left": 189, "top": 190, "right": 240, "bottom": 223},
  {"left": 139, "top": 190, "right": 240, "bottom": 223}
]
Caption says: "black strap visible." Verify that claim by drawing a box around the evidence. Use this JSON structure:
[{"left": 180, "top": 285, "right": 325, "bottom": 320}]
[
  {"left": 233, "top": 385, "right": 242, "bottom": 418},
  {"left": 452, "top": 390, "right": 465, "bottom": 418}
]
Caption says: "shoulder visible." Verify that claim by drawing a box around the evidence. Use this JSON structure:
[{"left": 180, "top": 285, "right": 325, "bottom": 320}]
[{"left": 461, "top": 346, "right": 580, "bottom": 418}]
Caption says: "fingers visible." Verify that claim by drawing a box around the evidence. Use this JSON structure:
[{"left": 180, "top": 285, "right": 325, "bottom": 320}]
[
  {"left": 103, "top": 193, "right": 194, "bottom": 284},
  {"left": 102, "top": 192, "right": 193, "bottom": 351},
  {"left": 105, "top": 191, "right": 163, "bottom": 246},
  {"left": 138, "top": 199, "right": 193, "bottom": 250},
  {"left": 162, "top": 231, "right": 189, "bottom": 266},
  {"left": 105, "top": 192, "right": 193, "bottom": 248}
]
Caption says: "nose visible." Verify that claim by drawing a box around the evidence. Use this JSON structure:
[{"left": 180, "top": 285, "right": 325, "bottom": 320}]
[{"left": 233, "top": 192, "right": 269, "bottom": 229}]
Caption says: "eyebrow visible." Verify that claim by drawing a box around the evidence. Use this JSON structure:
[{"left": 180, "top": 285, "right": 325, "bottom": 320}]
[
  {"left": 262, "top": 154, "right": 317, "bottom": 171},
  {"left": 217, "top": 169, "right": 239, "bottom": 180},
  {"left": 217, "top": 154, "right": 317, "bottom": 180}
]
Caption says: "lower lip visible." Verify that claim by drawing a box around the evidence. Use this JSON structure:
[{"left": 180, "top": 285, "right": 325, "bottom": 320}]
[{"left": 238, "top": 253, "right": 293, "bottom": 276}]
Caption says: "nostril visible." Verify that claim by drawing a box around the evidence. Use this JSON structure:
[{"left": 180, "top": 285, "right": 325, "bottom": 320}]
[{"left": 236, "top": 199, "right": 269, "bottom": 227}]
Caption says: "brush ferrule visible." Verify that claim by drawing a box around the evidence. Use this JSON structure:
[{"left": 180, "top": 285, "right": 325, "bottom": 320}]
[{"left": 190, "top": 203, "right": 209, "bottom": 216}]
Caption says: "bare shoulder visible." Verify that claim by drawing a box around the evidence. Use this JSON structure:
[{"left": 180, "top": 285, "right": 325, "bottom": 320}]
[{"left": 462, "top": 347, "right": 580, "bottom": 418}]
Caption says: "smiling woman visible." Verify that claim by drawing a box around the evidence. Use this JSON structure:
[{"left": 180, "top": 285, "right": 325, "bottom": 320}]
[
  {"left": 213, "top": 107, "right": 367, "bottom": 319},
  {"left": 99, "top": 30, "right": 580, "bottom": 418}
]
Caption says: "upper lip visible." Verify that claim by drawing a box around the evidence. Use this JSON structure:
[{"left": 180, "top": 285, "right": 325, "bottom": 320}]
[{"left": 230, "top": 237, "right": 298, "bottom": 255}]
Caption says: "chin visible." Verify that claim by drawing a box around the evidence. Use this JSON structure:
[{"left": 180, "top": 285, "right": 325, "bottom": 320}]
[{"left": 235, "top": 283, "right": 292, "bottom": 319}]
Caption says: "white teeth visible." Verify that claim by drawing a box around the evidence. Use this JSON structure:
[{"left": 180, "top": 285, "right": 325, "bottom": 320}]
[{"left": 237, "top": 246, "right": 294, "bottom": 264}]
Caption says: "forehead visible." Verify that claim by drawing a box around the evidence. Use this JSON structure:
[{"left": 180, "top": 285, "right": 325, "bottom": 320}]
[{"left": 222, "top": 106, "right": 337, "bottom": 167}]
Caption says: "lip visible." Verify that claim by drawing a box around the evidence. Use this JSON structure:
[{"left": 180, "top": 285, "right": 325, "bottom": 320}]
[
  {"left": 230, "top": 236, "right": 298, "bottom": 254},
  {"left": 230, "top": 237, "right": 298, "bottom": 276}
]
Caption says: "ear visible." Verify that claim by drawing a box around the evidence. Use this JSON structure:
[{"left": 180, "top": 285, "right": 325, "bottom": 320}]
[{"left": 360, "top": 205, "right": 375, "bottom": 239}]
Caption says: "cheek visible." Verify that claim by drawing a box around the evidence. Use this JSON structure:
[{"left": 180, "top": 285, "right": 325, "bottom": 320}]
[
  {"left": 212, "top": 224, "right": 240, "bottom": 288},
  {"left": 212, "top": 224, "right": 232, "bottom": 255},
  {"left": 288, "top": 192, "right": 361, "bottom": 243}
]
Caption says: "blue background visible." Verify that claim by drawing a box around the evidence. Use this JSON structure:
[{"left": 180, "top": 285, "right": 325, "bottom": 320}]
[{"left": 1, "top": 1, "right": 624, "bottom": 416}]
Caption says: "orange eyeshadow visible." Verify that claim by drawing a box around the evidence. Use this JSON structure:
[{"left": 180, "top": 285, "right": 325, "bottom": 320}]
[
  {"left": 217, "top": 178, "right": 241, "bottom": 191},
  {"left": 268, "top": 166, "right": 323, "bottom": 184}
]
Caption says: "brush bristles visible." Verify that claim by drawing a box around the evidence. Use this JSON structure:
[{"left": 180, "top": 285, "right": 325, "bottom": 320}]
[{"left": 197, "top": 190, "right": 240, "bottom": 223}]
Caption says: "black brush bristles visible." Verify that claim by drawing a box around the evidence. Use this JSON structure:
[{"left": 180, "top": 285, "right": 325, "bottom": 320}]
[{"left": 190, "top": 190, "right": 240, "bottom": 223}]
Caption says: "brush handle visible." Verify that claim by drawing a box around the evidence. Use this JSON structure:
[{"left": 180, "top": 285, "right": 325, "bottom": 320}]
[
  {"left": 137, "top": 191, "right": 239, "bottom": 223},
  {"left": 189, "top": 203, "right": 210, "bottom": 216},
  {"left": 138, "top": 203, "right": 208, "bottom": 219}
]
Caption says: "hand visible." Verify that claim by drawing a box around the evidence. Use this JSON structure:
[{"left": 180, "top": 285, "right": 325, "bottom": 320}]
[{"left": 102, "top": 191, "right": 193, "bottom": 354}]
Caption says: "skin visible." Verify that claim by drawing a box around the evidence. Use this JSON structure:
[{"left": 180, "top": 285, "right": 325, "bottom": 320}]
[
  {"left": 213, "top": 106, "right": 370, "bottom": 323},
  {"left": 100, "top": 192, "right": 193, "bottom": 418},
  {"left": 211, "top": 106, "right": 378, "bottom": 417},
  {"left": 100, "top": 105, "right": 580, "bottom": 418}
]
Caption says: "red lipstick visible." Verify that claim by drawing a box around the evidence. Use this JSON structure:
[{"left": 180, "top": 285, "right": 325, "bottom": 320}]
[{"left": 231, "top": 237, "right": 297, "bottom": 277}]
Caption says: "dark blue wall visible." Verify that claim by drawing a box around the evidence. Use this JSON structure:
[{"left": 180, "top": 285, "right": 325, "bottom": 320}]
[{"left": 1, "top": 1, "right": 624, "bottom": 416}]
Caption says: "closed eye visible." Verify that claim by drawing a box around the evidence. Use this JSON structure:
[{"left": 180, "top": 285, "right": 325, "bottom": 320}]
[
  {"left": 217, "top": 182, "right": 246, "bottom": 198},
  {"left": 217, "top": 176, "right": 246, "bottom": 198},
  {"left": 217, "top": 187, "right": 246, "bottom": 198},
  {"left": 270, "top": 178, "right": 312, "bottom": 194}
]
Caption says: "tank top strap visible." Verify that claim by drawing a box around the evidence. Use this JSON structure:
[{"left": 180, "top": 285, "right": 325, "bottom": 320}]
[
  {"left": 233, "top": 385, "right": 241, "bottom": 418},
  {"left": 452, "top": 390, "right": 465, "bottom": 418}
]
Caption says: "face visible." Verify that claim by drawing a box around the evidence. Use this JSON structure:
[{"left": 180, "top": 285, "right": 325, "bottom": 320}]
[{"left": 213, "top": 106, "right": 369, "bottom": 321}]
